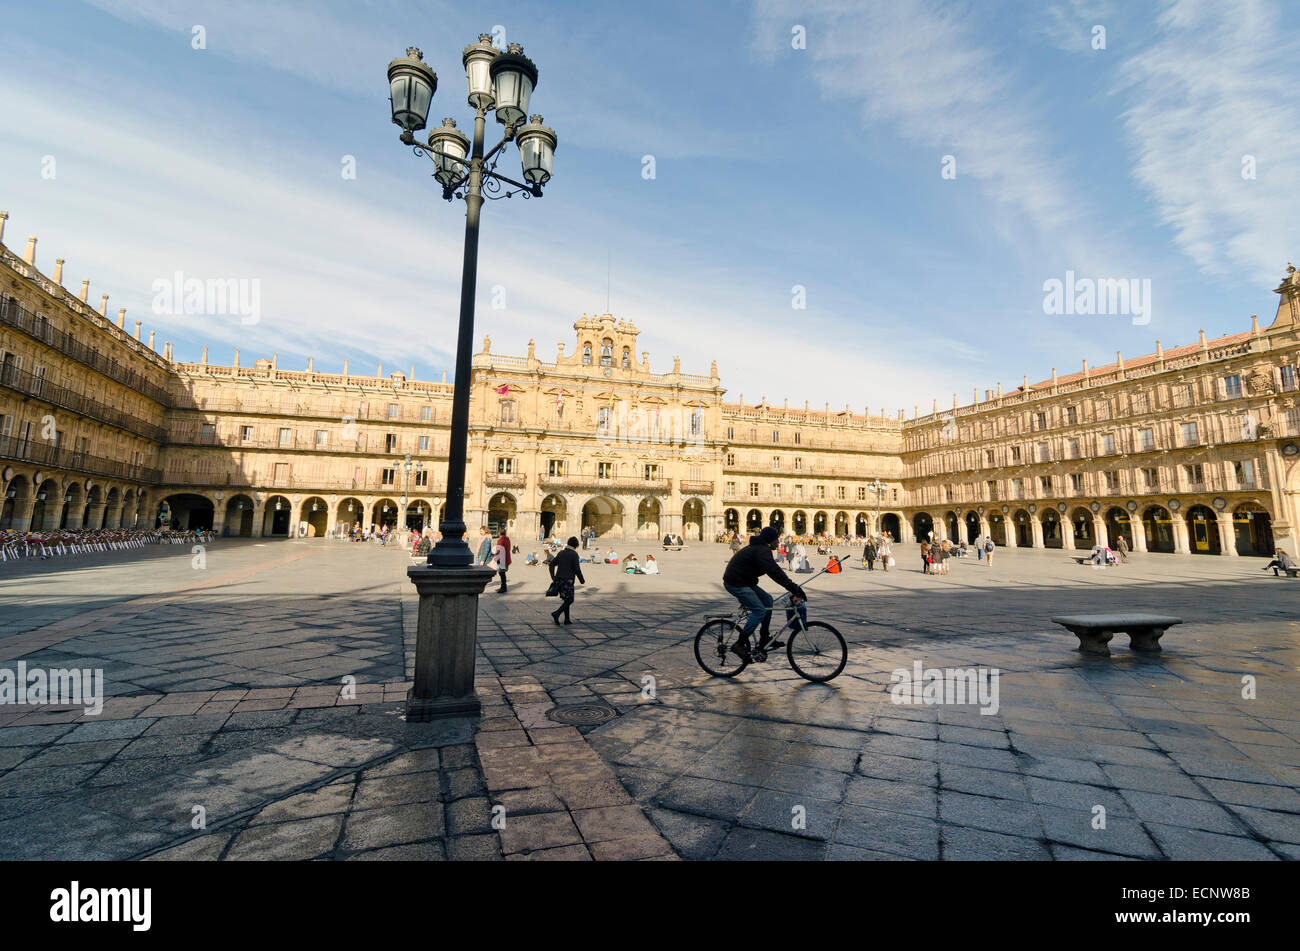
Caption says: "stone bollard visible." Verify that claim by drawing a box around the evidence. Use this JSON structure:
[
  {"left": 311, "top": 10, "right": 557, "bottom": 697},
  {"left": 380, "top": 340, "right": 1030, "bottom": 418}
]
[{"left": 405, "top": 564, "right": 496, "bottom": 720}]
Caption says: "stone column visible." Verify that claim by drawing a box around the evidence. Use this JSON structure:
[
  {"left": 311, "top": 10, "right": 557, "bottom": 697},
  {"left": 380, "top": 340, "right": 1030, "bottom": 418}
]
[
  {"left": 406, "top": 565, "right": 496, "bottom": 720},
  {"left": 85, "top": 502, "right": 107, "bottom": 530},
  {"left": 1093, "top": 515, "right": 1108, "bottom": 548},
  {"left": 64, "top": 503, "right": 84, "bottom": 530},
  {"left": 1216, "top": 511, "right": 1237, "bottom": 556},
  {"left": 104, "top": 504, "right": 120, "bottom": 529},
  {"left": 9, "top": 498, "right": 35, "bottom": 532},
  {"left": 1031, "top": 516, "right": 1044, "bottom": 549},
  {"left": 900, "top": 516, "right": 914, "bottom": 544},
  {"left": 1003, "top": 516, "right": 1018, "bottom": 548},
  {"left": 1061, "top": 514, "right": 1076, "bottom": 550},
  {"left": 1132, "top": 516, "right": 1148, "bottom": 553},
  {"left": 250, "top": 502, "right": 266, "bottom": 537},
  {"left": 1172, "top": 516, "right": 1190, "bottom": 554},
  {"left": 932, "top": 513, "right": 947, "bottom": 542}
]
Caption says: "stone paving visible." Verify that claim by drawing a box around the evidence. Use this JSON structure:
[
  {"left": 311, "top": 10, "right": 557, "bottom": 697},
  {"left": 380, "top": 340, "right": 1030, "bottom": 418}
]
[{"left": 1, "top": 536, "right": 1297, "bottom": 860}]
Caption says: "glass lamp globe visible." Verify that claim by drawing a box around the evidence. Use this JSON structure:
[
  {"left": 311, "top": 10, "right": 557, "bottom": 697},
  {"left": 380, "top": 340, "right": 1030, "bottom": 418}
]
[
  {"left": 489, "top": 43, "right": 538, "bottom": 127},
  {"left": 462, "top": 35, "right": 498, "bottom": 109},
  {"left": 427, "top": 118, "right": 470, "bottom": 186},
  {"left": 387, "top": 47, "right": 437, "bottom": 132},
  {"left": 515, "top": 115, "right": 557, "bottom": 184}
]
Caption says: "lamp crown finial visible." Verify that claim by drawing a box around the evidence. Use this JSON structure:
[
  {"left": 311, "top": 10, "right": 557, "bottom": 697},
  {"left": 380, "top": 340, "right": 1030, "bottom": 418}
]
[
  {"left": 406, "top": 46, "right": 423, "bottom": 59},
  {"left": 506, "top": 42, "right": 523, "bottom": 54}
]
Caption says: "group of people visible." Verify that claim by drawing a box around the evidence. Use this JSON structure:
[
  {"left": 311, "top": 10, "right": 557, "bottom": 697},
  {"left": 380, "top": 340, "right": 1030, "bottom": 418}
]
[
  {"left": 1, "top": 527, "right": 215, "bottom": 563},
  {"left": 861, "top": 533, "right": 896, "bottom": 571}
]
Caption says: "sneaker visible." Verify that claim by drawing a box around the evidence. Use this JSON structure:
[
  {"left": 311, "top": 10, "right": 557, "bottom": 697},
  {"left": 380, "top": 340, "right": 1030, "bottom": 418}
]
[{"left": 731, "top": 640, "right": 752, "bottom": 662}]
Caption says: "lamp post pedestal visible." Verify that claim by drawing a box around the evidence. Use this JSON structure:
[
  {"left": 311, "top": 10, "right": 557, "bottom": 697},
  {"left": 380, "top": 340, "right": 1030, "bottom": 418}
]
[{"left": 405, "top": 564, "right": 497, "bottom": 720}]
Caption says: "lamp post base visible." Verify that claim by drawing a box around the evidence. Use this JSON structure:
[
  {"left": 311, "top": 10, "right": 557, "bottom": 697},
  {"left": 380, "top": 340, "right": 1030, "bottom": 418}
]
[{"left": 405, "top": 564, "right": 497, "bottom": 721}]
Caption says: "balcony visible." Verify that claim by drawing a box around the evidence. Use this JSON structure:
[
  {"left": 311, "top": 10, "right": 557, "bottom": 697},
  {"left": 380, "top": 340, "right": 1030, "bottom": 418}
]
[
  {"left": 539, "top": 474, "right": 671, "bottom": 493},
  {"left": 679, "top": 480, "right": 714, "bottom": 494},
  {"left": 0, "top": 436, "right": 161, "bottom": 484},
  {"left": 485, "top": 472, "right": 526, "bottom": 488},
  {"left": 0, "top": 362, "right": 168, "bottom": 442},
  {"left": 0, "top": 292, "right": 172, "bottom": 405}
]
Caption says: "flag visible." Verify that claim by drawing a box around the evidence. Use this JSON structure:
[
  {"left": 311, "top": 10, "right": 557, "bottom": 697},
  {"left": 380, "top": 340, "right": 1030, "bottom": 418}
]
[{"left": 495, "top": 384, "right": 508, "bottom": 395}]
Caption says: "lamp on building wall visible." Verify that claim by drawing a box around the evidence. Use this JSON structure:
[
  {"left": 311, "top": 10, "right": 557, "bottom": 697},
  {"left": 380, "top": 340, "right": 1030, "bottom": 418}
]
[{"left": 386, "top": 35, "right": 556, "bottom": 569}]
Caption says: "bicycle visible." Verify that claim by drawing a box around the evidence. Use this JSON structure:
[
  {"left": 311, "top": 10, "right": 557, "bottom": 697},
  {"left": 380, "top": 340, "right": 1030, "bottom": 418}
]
[{"left": 694, "top": 557, "right": 849, "bottom": 682}]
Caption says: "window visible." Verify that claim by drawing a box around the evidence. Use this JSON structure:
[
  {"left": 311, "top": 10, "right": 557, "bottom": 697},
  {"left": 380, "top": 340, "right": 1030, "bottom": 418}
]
[
  {"left": 420, "top": 406, "right": 432, "bottom": 421},
  {"left": 1101, "top": 433, "right": 1115, "bottom": 454},
  {"left": 1068, "top": 438, "right": 1081, "bottom": 459},
  {"left": 600, "top": 339, "right": 613, "bottom": 366},
  {"left": 1071, "top": 473, "right": 1084, "bottom": 492},
  {"left": 794, "top": 457, "right": 803, "bottom": 471},
  {"left": 725, "top": 481, "right": 736, "bottom": 496},
  {"left": 644, "top": 464, "right": 660, "bottom": 481},
  {"left": 548, "top": 459, "right": 564, "bottom": 477},
  {"left": 279, "top": 428, "right": 292, "bottom": 447},
  {"left": 315, "top": 429, "right": 328, "bottom": 447},
  {"left": 1012, "top": 478, "right": 1024, "bottom": 499},
  {"left": 1036, "top": 412, "right": 1047, "bottom": 431},
  {"left": 1104, "top": 471, "right": 1120, "bottom": 490},
  {"left": 1175, "top": 385, "right": 1193, "bottom": 407},
  {"left": 240, "top": 425, "right": 253, "bottom": 443},
  {"left": 772, "top": 456, "right": 780, "bottom": 470},
  {"left": 836, "top": 486, "right": 846, "bottom": 500},
  {"left": 418, "top": 435, "right": 430, "bottom": 451},
  {"left": 1037, "top": 442, "right": 1050, "bottom": 462},
  {"left": 582, "top": 343, "right": 592, "bottom": 365},
  {"left": 385, "top": 403, "right": 398, "bottom": 418},
  {"left": 1281, "top": 365, "right": 1297, "bottom": 392},
  {"left": 1139, "top": 428, "right": 1155, "bottom": 451},
  {"left": 1223, "top": 375, "right": 1242, "bottom": 397},
  {"left": 497, "top": 457, "right": 514, "bottom": 474},
  {"left": 1010, "top": 446, "right": 1021, "bottom": 462},
  {"left": 1184, "top": 463, "right": 1204, "bottom": 485},
  {"left": 500, "top": 400, "right": 516, "bottom": 424},
  {"left": 1067, "top": 406, "right": 1078, "bottom": 425},
  {"left": 597, "top": 407, "right": 612, "bottom": 434},
  {"left": 749, "top": 482, "right": 759, "bottom": 498},
  {"left": 772, "top": 430, "right": 780, "bottom": 443},
  {"left": 1133, "top": 392, "right": 1149, "bottom": 414},
  {"left": 621, "top": 349, "right": 630, "bottom": 368},
  {"left": 358, "top": 401, "right": 368, "bottom": 417},
  {"left": 1234, "top": 460, "right": 1255, "bottom": 486},
  {"left": 857, "top": 486, "right": 866, "bottom": 501},
  {"left": 946, "top": 485, "right": 955, "bottom": 502},
  {"left": 381, "top": 467, "right": 395, "bottom": 485},
  {"left": 985, "top": 449, "right": 995, "bottom": 466},
  {"left": 772, "top": 484, "right": 782, "bottom": 499},
  {"left": 385, "top": 433, "right": 399, "bottom": 452},
  {"left": 794, "top": 432, "right": 801, "bottom": 445},
  {"left": 200, "top": 423, "right": 216, "bottom": 443},
  {"left": 726, "top": 426, "right": 734, "bottom": 440},
  {"left": 690, "top": 409, "right": 702, "bottom": 436},
  {"left": 816, "top": 485, "right": 825, "bottom": 500},
  {"left": 1142, "top": 467, "right": 1158, "bottom": 488},
  {"left": 725, "top": 453, "right": 735, "bottom": 466},
  {"left": 1039, "top": 475, "right": 1053, "bottom": 491},
  {"left": 1181, "top": 422, "right": 1199, "bottom": 445},
  {"left": 415, "top": 470, "right": 429, "bottom": 487},
  {"left": 986, "top": 480, "right": 998, "bottom": 501},
  {"left": 794, "top": 485, "right": 803, "bottom": 500},
  {"left": 598, "top": 462, "right": 613, "bottom": 479},
  {"left": 891, "top": 489, "right": 898, "bottom": 501}
]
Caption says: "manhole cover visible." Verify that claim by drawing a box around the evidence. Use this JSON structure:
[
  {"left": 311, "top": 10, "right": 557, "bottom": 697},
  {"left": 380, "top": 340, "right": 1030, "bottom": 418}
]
[{"left": 546, "top": 702, "right": 619, "bottom": 726}]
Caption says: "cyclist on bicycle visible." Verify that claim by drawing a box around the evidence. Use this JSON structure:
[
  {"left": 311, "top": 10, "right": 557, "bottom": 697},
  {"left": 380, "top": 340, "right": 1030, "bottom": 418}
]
[{"left": 722, "top": 526, "right": 806, "bottom": 662}]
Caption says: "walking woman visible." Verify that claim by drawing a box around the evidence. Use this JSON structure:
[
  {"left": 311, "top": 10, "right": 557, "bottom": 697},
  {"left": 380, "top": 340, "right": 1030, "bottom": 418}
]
[{"left": 549, "top": 536, "right": 585, "bottom": 624}]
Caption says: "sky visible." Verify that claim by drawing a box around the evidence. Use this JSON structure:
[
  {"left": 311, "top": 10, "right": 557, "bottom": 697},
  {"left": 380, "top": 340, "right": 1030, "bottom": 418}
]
[{"left": 1, "top": 0, "right": 1296, "bottom": 416}]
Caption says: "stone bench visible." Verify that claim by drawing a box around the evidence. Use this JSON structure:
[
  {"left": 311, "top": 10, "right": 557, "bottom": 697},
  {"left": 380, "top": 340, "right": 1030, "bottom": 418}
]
[
  {"left": 1286, "top": 566, "right": 1299, "bottom": 578},
  {"left": 1049, "top": 613, "right": 1182, "bottom": 655},
  {"left": 663, "top": 545, "right": 685, "bottom": 552}
]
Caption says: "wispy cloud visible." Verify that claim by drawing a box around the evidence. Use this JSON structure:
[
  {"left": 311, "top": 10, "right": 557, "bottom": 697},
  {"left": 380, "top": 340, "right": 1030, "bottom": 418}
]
[{"left": 1116, "top": 0, "right": 1299, "bottom": 284}]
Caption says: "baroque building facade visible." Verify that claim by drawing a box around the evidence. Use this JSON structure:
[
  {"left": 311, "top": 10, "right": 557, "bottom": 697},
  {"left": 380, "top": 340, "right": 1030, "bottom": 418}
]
[{"left": 2, "top": 214, "right": 1298, "bottom": 557}]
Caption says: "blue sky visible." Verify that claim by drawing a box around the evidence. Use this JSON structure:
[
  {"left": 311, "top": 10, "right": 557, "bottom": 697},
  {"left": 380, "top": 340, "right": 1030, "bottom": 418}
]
[{"left": 1, "top": 0, "right": 1296, "bottom": 414}]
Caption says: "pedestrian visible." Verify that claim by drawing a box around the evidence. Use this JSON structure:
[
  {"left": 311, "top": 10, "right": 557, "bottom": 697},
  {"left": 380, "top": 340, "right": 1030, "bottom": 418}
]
[
  {"left": 864, "top": 537, "right": 876, "bottom": 570},
  {"left": 984, "top": 535, "right": 996, "bottom": 565},
  {"left": 976, "top": 535, "right": 984, "bottom": 561},
  {"left": 493, "top": 529, "right": 512, "bottom": 592},
  {"left": 920, "top": 539, "right": 931, "bottom": 574},
  {"left": 879, "top": 536, "right": 892, "bottom": 572},
  {"left": 548, "top": 536, "right": 585, "bottom": 624},
  {"left": 475, "top": 527, "right": 493, "bottom": 567},
  {"left": 1116, "top": 534, "right": 1129, "bottom": 562}
]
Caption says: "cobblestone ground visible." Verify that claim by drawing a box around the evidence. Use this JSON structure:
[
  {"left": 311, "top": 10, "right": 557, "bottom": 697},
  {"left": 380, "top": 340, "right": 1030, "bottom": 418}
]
[{"left": 1, "top": 537, "right": 1297, "bottom": 860}]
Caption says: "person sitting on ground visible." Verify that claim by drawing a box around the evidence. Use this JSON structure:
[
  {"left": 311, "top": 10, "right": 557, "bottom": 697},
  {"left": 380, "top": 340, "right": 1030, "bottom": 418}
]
[
  {"left": 644, "top": 554, "right": 659, "bottom": 574},
  {"left": 604, "top": 548, "right": 619, "bottom": 565},
  {"left": 525, "top": 551, "right": 539, "bottom": 565},
  {"left": 623, "top": 553, "right": 642, "bottom": 574},
  {"left": 663, "top": 533, "right": 674, "bottom": 547},
  {"left": 1262, "top": 547, "right": 1294, "bottom": 577}
]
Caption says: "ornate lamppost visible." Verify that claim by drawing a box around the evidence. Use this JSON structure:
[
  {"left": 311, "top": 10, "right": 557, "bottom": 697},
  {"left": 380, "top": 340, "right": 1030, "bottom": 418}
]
[
  {"left": 386, "top": 36, "right": 557, "bottom": 719},
  {"left": 869, "top": 478, "right": 885, "bottom": 537}
]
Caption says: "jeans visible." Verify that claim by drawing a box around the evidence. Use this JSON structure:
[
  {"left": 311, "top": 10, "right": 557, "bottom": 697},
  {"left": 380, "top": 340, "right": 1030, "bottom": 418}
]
[{"left": 724, "top": 583, "right": 773, "bottom": 642}]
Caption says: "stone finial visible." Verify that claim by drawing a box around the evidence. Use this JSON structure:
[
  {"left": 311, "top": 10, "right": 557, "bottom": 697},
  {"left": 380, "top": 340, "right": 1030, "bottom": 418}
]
[
  {"left": 710, "top": 360, "right": 718, "bottom": 377},
  {"left": 997, "top": 381, "right": 1003, "bottom": 397},
  {"left": 307, "top": 356, "right": 314, "bottom": 372},
  {"left": 482, "top": 335, "right": 491, "bottom": 353},
  {"left": 99, "top": 293, "right": 109, "bottom": 316},
  {"left": 134, "top": 321, "right": 141, "bottom": 340},
  {"left": 1155, "top": 339, "right": 1163, "bottom": 358},
  {"left": 22, "top": 236, "right": 36, "bottom": 265},
  {"left": 0, "top": 211, "right": 7, "bottom": 244},
  {"left": 116, "top": 308, "right": 125, "bottom": 329},
  {"left": 1199, "top": 329, "right": 1208, "bottom": 350},
  {"left": 377, "top": 362, "right": 382, "bottom": 377},
  {"left": 148, "top": 330, "right": 155, "bottom": 350},
  {"left": 409, "top": 365, "right": 414, "bottom": 380},
  {"left": 234, "top": 348, "right": 240, "bottom": 367},
  {"left": 1116, "top": 349, "right": 1124, "bottom": 370},
  {"left": 78, "top": 279, "right": 89, "bottom": 302},
  {"left": 1251, "top": 314, "right": 1260, "bottom": 334},
  {"left": 527, "top": 339, "right": 536, "bottom": 359},
  {"left": 673, "top": 356, "right": 681, "bottom": 373},
  {"left": 201, "top": 346, "right": 208, "bottom": 365},
  {"left": 52, "top": 258, "right": 64, "bottom": 284}
]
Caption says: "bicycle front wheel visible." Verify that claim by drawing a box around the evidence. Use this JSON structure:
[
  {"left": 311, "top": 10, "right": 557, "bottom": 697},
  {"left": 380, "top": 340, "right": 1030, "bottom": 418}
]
[
  {"left": 787, "top": 621, "right": 848, "bottom": 682},
  {"left": 694, "top": 618, "right": 749, "bottom": 678}
]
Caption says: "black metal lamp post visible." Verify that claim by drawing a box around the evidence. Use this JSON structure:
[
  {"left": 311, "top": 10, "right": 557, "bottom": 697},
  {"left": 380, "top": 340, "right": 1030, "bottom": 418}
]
[
  {"left": 386, "top": 37, "right": 557, "bottom": 719},
  {"left": 387, "top": 38, "right": 557, "bottom": 568}
]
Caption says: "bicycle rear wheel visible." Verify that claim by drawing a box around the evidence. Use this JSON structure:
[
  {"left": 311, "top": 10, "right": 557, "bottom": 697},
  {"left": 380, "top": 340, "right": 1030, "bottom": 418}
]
[
  {"left": 694, "top": 618, "right": 749, "bottom": 677},
  {"left": 786, "top": 620, "right": 847, "bottom": 682}
]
